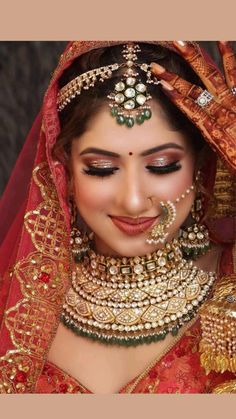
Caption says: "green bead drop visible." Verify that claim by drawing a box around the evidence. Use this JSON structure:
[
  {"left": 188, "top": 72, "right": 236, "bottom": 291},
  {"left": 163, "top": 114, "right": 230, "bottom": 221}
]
[
  {"left": 74, "top": 253, "right": 83, "bottom": 263},
  {"left": 126, "top": 117, "right": 135, "bottom": 128},
  {"left": 144, "top": 109, "right": 152, "bottom": 119},
  {"left": 111, "top": 107, "right": 118, "bottom": 117},
  {"left": 136, "top": 114, "right": 145, "bottom": 125},
  {"left": 116, "top": 115, "right": 125, "bottom": 125},
  {"left": 156, "top": 334, "right": 163, "bottom": 341},
  {"left": 171, "top": 326, "right": 179, "bottom": 336}
]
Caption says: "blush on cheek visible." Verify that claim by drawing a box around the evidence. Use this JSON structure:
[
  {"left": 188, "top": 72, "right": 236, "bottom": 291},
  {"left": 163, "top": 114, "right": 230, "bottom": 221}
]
[
  {"left": 73, "top": 178, "right": 112, "bottom": 215},
  {"left": 174, "top": 159, "right": 195, "bottom": 199},
  {"left": 174, "top": 173, "right": 193, "bottom": 199},
  {"left": 152, "top": 171, "right": 194, "bottom": 203}
]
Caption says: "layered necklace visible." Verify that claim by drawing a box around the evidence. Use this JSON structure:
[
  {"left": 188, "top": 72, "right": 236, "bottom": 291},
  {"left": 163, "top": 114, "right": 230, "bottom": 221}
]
[{"left": 61, "top": 238, "right": 216, "bottom": 346}]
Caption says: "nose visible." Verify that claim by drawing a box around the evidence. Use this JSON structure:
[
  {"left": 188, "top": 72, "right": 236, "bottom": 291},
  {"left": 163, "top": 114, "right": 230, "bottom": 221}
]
[{"left": 115, "top": 170, "right": 152, "bottom": 216}]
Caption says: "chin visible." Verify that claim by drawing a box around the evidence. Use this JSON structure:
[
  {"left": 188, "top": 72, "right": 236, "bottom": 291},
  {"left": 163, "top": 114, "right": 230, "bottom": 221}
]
[{"left": 94, "top": 226, "right": 181, "bottom": 256}]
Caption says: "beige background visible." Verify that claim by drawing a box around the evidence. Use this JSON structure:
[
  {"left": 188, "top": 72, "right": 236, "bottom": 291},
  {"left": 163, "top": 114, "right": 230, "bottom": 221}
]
[{"left": 0, "top": 0, "right": 236, "bottom": 39}]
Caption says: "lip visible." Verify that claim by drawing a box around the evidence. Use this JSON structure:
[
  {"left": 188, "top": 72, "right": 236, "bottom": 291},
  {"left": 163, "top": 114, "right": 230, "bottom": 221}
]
[{"left": 109, "top": 215, "right": 159, "bottom": 236}]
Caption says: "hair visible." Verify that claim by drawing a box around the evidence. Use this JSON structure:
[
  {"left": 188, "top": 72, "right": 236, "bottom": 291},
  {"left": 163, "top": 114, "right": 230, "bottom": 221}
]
[{"left": 53, "top": 43, "right": 212, "bottom": 176}]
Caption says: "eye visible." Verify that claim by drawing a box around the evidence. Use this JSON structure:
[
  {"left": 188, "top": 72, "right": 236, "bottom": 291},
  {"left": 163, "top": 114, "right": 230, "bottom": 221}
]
[
  {"left": 82, "top": 166, "right": 119, "bottom": 177},
  {"left": 146, "top": 161, "right": 181, "bottom": 174}
]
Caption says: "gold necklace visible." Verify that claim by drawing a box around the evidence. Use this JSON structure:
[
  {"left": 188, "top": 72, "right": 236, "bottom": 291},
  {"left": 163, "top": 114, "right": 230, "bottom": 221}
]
[{"left": 61, "top": 239, "right": 216, "bottom": 346}]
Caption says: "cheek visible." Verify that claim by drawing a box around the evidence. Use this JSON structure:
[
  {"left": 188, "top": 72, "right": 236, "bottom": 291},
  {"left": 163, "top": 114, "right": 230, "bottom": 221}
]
[
  {"left": 150, "top": 158, "right": 195, "bottom": 226},
  {"left": 72, "top": 173, "right": 113, "bottom": 214},
  {"left": 152, "top": 166, "right": 194, "bottom": 202}
]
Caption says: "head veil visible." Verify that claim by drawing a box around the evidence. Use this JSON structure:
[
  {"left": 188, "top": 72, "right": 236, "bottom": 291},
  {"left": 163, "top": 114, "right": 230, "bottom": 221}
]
[{"left": 0, "top": 41, "right": 235, "bottom": 393}]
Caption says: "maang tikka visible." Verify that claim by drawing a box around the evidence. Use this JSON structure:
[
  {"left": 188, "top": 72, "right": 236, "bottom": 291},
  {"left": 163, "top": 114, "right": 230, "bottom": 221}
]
[
  {"left": 108, "top": 44, "right": 159, "bottom": 127},
  {"left": 57, "top": 43, "right": 161, "bottom": 127}
]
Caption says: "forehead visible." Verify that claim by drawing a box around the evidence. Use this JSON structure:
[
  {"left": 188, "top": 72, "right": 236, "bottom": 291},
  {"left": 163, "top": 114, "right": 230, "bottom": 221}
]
[{"left": 73, "top": 100, "right": 191, "bottom": 154}]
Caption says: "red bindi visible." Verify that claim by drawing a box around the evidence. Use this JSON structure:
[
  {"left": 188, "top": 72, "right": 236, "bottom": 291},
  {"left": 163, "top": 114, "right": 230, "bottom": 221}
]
[{"left": 129, "top": 152, "right": 133, "bottom": 156}]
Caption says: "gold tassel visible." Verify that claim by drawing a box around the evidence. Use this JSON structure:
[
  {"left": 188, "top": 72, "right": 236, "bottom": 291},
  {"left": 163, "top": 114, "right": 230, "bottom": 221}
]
[
  {"left": 212, "top": 380, "right": 236, "bottom": 393},
  {"left": 199, "top": 274, "right": 236, "bottom": 374}
]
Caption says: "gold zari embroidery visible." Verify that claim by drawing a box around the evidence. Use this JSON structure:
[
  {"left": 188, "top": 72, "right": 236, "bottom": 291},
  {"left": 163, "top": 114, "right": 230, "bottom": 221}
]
[
  {"left": 0, "top": 162, "right": 70, "bottom": 393},
  {"left": 206, "top": 158, "right": 236, "bottom": 218},
  {"left": 24, "top": 163, "right": 69, "bottom": 261}
]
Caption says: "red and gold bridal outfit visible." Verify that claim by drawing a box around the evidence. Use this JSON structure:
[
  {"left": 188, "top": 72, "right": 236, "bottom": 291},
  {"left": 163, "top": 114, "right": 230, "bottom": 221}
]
[{"left": 0, "top": 41, "right": 235, "bottom": 394}]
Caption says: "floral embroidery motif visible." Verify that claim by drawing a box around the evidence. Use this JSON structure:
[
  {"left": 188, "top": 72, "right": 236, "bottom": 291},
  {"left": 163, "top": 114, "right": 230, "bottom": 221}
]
[
  {"left": 36, "top": 362, "right": 87, "bottom": 394},
  {"left": 14, "top": 252, "right": 69, "bottom": 303},
  {"left": 0, "top": 352, "right": 42, "bottom": 394}
]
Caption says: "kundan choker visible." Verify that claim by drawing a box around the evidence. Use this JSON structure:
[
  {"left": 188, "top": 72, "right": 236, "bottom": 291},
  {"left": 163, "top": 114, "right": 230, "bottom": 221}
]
[{"left": 61, "top": 239, "right": 216, "bottom": 346}]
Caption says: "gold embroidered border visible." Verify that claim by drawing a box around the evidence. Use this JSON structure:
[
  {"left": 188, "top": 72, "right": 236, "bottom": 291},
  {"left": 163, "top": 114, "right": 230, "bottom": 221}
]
[
  {"left": 24, "top": 163, "right": 69, "bottom": 261},
  {"left": 0, "top": 162, "right": 70, "bottom": 393}
]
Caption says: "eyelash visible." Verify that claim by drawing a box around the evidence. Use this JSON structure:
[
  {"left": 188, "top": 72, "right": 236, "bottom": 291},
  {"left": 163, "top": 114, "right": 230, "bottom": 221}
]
[
  {"left": 82, "top": 167, "right": 119, "bottom": 177},
  {"left": 146, "top": 161, "right": 181, "bottom": 174},
  {"left": 83, "top": 162, "right": 181, "bottom": 177}
]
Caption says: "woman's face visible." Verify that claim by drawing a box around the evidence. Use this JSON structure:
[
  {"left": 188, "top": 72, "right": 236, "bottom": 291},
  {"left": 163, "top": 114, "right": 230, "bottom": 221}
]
[{"left": 70, "top": 100, "right": 196, "bottom": 257}]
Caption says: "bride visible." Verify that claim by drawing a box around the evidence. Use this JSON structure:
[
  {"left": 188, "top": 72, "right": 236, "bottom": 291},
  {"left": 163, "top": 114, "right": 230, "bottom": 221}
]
[{"left": 0, "top": 41, "right": 235, "bottom": 394}]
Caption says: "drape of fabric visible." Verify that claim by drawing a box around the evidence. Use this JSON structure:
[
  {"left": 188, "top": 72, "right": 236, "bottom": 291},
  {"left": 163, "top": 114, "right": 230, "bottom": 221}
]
[{"left": 0, "top": 41, "right": 235, "bottom": 394}]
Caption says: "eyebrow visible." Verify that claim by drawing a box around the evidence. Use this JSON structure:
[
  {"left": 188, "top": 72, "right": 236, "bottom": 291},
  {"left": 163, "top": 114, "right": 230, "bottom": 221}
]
[
  {"left": 79, "top": 143, "right": 184, "bottom": 158},
  {"left": 141, "top": 143, "right": 184, "bottom": 156}
]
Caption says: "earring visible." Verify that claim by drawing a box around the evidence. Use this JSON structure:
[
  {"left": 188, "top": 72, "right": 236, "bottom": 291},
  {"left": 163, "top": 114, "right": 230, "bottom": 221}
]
[
  {"left": 179, "top": 192, "right": 210, "bottom": 260},
  {"left": 146, "top": 201, "right": 176, "bottom": 244},
  {"left": 69, "top": 199, "right": 93, "bottom": 262}
]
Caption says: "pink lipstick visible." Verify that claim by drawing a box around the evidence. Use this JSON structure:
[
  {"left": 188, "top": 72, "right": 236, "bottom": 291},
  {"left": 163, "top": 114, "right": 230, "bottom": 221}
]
[{"left": 109, "top": 215, "right": 158, "bottom": 236}]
